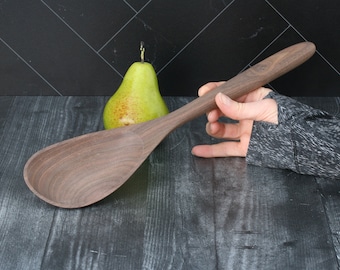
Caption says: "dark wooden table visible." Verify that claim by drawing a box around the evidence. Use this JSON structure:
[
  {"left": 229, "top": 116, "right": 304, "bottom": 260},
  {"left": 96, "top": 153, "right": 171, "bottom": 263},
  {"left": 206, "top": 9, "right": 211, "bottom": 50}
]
[{"left": 1, "top": 96, "right": 340, "bottom": 270}]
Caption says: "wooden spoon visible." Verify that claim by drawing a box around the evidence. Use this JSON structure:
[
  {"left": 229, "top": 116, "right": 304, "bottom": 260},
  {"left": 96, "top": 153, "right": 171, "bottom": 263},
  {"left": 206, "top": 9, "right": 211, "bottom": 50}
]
[{"left": 24, "top": 42, "right": 316, "bottom": 208}]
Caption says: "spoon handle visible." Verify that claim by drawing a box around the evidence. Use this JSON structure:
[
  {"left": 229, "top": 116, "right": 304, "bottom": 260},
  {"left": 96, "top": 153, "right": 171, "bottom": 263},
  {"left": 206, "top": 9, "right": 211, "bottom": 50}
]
[{"left": 167, "top": 42, "right": 316, "bottom": 128}]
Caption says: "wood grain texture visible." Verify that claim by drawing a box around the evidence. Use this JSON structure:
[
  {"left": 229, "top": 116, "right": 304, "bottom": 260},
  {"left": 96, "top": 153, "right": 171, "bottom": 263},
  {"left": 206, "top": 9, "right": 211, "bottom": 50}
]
[
  {"left": 297, "top": 96, "right": 340, "bottom": 269},
  {"left": 1, "top": 96, "right": 339, "bottom": 269}
]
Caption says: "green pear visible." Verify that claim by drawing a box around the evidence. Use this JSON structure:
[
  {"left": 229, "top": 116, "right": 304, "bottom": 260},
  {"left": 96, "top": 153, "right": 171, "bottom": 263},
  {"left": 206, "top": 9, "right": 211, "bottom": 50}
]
[{"left": 103, "top": 43, "right": 169, "bottom": 129}]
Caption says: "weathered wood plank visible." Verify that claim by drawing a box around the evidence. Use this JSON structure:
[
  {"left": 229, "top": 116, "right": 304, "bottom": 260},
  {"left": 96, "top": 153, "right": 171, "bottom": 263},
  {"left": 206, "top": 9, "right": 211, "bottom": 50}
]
[
  {"left": 141, "top": 97, "right": 338, "bottom": 269},
  {"left": 297, "top": 96, "right": 340, "bottom": 268},
  {"left": 0, "top": 96, "right": 339, "bottom": 270}
]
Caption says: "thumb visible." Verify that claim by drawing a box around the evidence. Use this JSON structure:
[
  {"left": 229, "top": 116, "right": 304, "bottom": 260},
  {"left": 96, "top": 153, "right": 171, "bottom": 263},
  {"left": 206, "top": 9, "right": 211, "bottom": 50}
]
[{"left": 216, "top": 93, "right": 278, "bottom": 124}]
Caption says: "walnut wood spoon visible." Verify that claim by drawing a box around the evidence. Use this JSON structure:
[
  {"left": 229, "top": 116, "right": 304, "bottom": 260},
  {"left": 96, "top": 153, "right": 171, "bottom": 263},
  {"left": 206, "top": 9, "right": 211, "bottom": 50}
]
[{"left": 23, "top": 42, "right": 316, "bottom": 208}]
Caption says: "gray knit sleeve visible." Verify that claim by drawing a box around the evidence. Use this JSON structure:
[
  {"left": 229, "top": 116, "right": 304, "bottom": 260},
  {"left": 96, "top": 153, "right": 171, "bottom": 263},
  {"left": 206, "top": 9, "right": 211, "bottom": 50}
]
[{"left": 246, "top": 91, "right": 340, "bottom": 179}]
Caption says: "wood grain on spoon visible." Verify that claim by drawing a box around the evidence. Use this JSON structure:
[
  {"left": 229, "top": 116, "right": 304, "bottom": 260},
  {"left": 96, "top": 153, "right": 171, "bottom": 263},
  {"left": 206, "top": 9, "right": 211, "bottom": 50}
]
[{"left": 24, "top": 42, "right": 316, "bottom": 208}]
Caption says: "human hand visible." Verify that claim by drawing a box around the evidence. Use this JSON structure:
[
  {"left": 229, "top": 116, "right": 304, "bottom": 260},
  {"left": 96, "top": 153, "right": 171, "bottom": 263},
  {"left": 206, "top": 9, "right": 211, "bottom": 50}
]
[{"left": 191, "top": 82, "right": 278, "bottom": 158}]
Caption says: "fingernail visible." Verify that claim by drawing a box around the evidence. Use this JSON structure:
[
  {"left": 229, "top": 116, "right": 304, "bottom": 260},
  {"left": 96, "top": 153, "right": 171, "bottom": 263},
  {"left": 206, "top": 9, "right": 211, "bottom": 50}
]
[{"left": 218, "top": 93, "right": 230, "bottom": 105}]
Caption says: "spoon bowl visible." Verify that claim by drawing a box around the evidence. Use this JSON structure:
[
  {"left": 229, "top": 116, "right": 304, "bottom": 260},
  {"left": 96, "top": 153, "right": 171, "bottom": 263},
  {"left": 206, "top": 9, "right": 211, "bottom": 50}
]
[
  {"left": 24, "top": 128, "right": 146, "bottom": 207},
  {"left": 24, "top": 42, "right": 316, "bottom": 208}
]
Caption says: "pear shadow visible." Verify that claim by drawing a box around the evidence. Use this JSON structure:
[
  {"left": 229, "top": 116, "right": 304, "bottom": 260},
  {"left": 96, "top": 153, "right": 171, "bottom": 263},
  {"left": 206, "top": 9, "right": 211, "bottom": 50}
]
[{"left": 94, "top": 159, "right": 150, "bottom": 207}]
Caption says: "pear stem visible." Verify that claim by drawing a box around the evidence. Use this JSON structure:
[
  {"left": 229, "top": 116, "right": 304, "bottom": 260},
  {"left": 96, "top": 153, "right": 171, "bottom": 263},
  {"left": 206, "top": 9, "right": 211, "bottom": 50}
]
[{"left": 140, "top": 41, "right": 145, "bottom": 63}]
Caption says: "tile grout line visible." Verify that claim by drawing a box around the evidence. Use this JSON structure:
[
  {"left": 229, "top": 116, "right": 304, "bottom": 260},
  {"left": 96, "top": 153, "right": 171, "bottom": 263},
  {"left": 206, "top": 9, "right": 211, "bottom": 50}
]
[
  {"left": 97, "top": 16, "right": 137, "bottom": 53},
  {"left": 0, "top": 37, "right": 63, "bottom": 96},
  {"left": 241, "top": 25, "right": 291, "bottom": 72},
  {"left": 265, "top": 0, "right": 307, "bottom": 40},
  {"left": 40, "top": 0, "right": 124, "bottom": 78},
  {"left": 156, "top": 0, "right": 236, "bottom": 76},
  {"left": 265, "top": 0, "right": 340, "bottom": 76},
  {"left": 97, "top": 0, "right": 152, "bottom": 53},
  {"left": 122, "top": 0, "right": 138, "bottom": 13},
  {"left": 315, "top": 50, "right": 340, "bottom": 76}
]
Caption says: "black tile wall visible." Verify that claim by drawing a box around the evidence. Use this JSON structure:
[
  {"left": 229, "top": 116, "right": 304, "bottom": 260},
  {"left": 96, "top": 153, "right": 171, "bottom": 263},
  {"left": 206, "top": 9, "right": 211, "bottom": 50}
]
[{"left": 1, "top": 0, "right": 339, "bottom": 96}]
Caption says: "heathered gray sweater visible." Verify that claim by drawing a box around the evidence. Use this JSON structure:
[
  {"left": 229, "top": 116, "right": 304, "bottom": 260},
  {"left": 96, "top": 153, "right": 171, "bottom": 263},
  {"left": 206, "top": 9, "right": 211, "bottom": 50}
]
[{"left": 246, "top": 91, "right": 340, "bottom": 179}]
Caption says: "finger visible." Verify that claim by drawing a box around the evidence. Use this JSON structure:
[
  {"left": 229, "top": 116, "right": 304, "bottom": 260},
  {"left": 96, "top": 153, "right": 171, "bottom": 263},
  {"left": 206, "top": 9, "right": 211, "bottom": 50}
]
[
  {"left": 198, "top": 82, "right": 225, "bottom": 96},
  {"left": 216, "top": 93, "right": 278, "bottom": 124},
  {"left": 236, "top": 87, "right": 272, "bottom": 103},
  {"left": 201, "top": 83, "right": 269, "bottom": 118},
  {"left": 207, "top": 109, "right": 223, "bottom": 122},
  {"left": 205, "top": 107, "right": 226, "bottom": 122},
  {"left": 206, "top": 120, "right": 253, "bottom": 140},
  {"left": 192, "top": 140, "right": 249, "bottom": 158}
]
